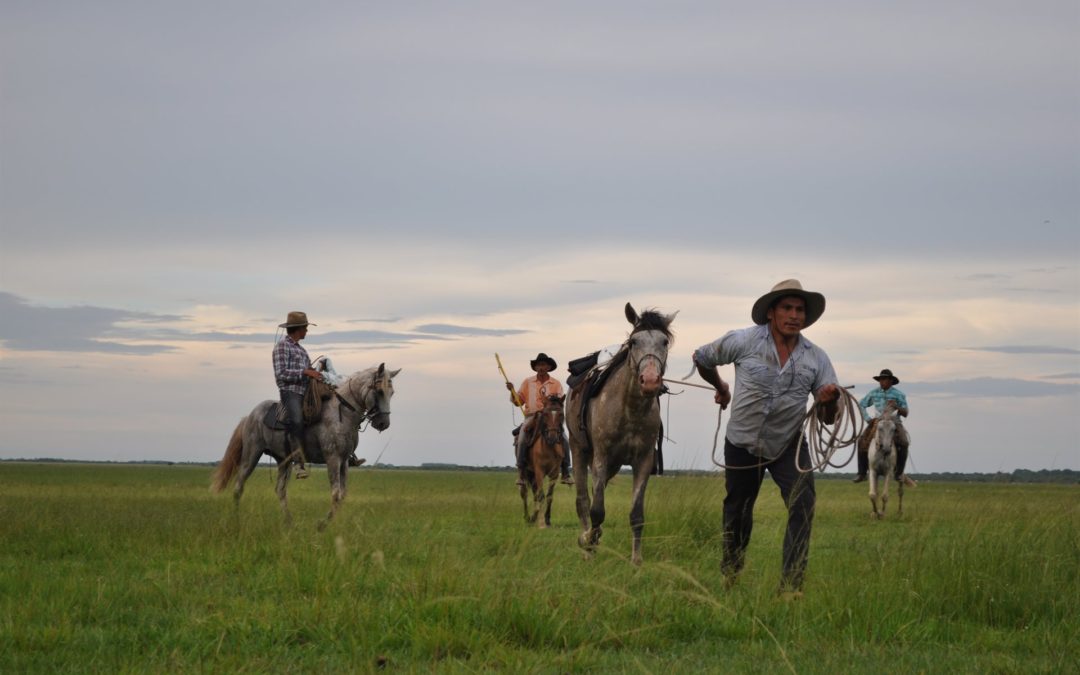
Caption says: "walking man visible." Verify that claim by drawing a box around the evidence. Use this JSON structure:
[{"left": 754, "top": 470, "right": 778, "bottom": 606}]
[
  {"left": 854, "top": 369, "right": 915, "bottom": 487},
  {"left": 693, "top": 279, "right": 840, "bottom": 596},
  {"left": 273, "top": 311, "right": 324, "bottom": 479}
]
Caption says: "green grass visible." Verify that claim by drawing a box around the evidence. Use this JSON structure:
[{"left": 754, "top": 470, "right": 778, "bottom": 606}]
[{"left": 1, "top": 463, "right": 1077, "bottom": 673}]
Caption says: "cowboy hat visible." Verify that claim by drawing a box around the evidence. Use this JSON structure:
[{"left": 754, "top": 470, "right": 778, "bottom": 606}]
[
  {"left": 530, "top": 353, "right": 557, "bottom": 371},
  {"left": 873, "top": 368, "right": 900, "bottom": 385},
  {"left": 750, "top": 279, "right": 826, "bottom": 328},
  {"left": 278, "top": 311, "right": 316, "bottom": 329}
]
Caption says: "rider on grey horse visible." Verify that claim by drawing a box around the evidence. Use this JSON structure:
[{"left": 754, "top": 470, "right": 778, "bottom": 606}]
[{"left": 273, "top": 311, "right": 324, "bottom": 479}]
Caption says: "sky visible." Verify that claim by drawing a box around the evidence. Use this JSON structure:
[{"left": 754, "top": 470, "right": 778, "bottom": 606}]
[{"left": 1, "top": 1, "right": 1078, "bottom": 474}]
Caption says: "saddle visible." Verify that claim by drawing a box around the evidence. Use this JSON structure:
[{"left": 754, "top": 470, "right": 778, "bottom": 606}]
[
  {"left": 262, "top": 380, "right": 334, "bottom": 432},
  {"left": 566, "top": 347, "right": 665, "bottom": 475}
]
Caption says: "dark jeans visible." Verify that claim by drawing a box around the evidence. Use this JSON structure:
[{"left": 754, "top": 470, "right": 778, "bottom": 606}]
[
  {"left": 280, "top": 390, "right": 305, "bottom": 446},
  {"left": 722, "top": 438, "right": 815, "bottom": 591}
]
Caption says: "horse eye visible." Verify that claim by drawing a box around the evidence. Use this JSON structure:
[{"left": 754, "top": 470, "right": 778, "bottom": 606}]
[{"left": 662, "top": 338, "right": 669, "bottom": 347}]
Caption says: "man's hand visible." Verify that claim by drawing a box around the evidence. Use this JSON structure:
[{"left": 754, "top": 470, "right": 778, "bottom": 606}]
[
  {"left": 714, "top": 380, "right": 732, "bottom": 409},
  {"left": 815, "top": 383, "right": 839, "bottom": 404},
  {"left": 815, "top": 383, "right": 840, "bottom": 424},
  {"left": 695, "top": 361, "right": 731, "bottom": 410},
  {"left": 505, "top": 382, "right": 515, "bottom": 392},
  {"left": 303, "top": 368, "right": 323, "bottom": 381}
]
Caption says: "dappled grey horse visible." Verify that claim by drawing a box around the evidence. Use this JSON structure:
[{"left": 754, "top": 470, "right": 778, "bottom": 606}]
[
  {"left": 566, "top": 303, "right": 675, "bottom": 565},
  {"left": 212, "top": 363, "right": 400, "bottom": 528}
]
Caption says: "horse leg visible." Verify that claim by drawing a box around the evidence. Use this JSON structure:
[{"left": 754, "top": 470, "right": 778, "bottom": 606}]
[
  {"left": 520, "top": 481, "right": 531, "bottom": 523},
  {"left": 897, "top": 475, "right": 904, "bottom": 516},
  {"left": 534, "top": 478, "right": 546, "bottom": 528},
  {"left": 232, "top": 427, "right": 263, "bottom": 505},
  {"left": 275, "top": 461, "right": 293, "bottom": 525},
  {"left": 580, "top": 461, "right": 608, "bottom": 552},
  {"left": 543, "top": 469, "right": 556, "bottom": 528},
  {"left": 628, "top": 458, "right": 653, "bottom": 566},
  {"left": 881, "top": 472, "right": 890, "bottom": 518},
  {"left": 319, "top": 455, "right": 345, "bottom": 531},
  {"left": 868, "top": 471, "right": 880, "bottom": 519},
  {"left": 572, "top": 449, "right": 591, "bottom": 536}
]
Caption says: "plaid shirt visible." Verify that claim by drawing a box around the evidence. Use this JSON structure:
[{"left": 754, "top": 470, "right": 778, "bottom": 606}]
[
  {"left": 273, "top": 335, "right": 311, "bottom": 396},
  {"left": 858, "top": 387, "right": 909, "bottom": 423}
]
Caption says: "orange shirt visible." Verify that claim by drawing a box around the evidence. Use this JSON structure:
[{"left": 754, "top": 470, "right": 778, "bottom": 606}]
[{"left": 516, "top": 375, "right": 564, "bottom": 416}]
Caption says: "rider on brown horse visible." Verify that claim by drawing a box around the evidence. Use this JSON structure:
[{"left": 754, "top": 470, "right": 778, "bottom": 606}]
[{"left": 507, "top": 353, "right": 572, "bottom": 487}]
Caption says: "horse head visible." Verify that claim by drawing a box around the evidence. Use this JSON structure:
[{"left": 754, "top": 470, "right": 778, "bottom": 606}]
[
  {"left": 362, "top": 362, "right": 400, "bottom": 432},
  {"left": 540, "top": 394, "right": 566, "bottom": 447},
  {"left": 624, "top": 302, "right": 676, "bottom": 396},
  {"left": 875, "top": 407, "right": 897, "bottom": 456}
]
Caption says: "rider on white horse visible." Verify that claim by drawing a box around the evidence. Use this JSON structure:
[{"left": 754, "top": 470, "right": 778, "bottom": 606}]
[{"left": 854, "top": 368, "right": 915, "bottom": 487}]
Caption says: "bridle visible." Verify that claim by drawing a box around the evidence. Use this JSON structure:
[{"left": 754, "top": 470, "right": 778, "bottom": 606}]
[
  {"left": 336, "top": 370, "right": 391, "bottom": 431},
  {"left": 625, "top": 328, "right": 669, "bottom": 382},
  {"left": 539, "top": 400, "right": 564, "bottom": 446}
]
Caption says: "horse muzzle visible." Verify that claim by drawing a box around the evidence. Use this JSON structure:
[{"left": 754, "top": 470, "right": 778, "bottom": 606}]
[{"left": 371, "top": 413, "right": 391, "bottom": 431}]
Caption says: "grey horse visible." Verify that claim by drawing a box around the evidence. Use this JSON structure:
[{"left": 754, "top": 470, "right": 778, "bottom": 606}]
[
  {"left": 566, "top": 303, "right": 675, "bottom": 565},
  {"left": 212, "top": 363, "right": 400, "bottom": 528}
]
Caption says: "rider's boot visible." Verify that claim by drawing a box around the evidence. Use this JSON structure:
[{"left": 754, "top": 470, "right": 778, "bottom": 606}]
[{"left": 288, "top": 436, "right": 310, "bottom": 479}]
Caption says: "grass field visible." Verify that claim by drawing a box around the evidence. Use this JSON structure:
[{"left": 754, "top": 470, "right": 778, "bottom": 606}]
[{"left": 1, "top": 462, "right": 1077, "bottom": 673}]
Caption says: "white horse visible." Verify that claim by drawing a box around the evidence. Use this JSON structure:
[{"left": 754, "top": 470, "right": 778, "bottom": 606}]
[
  {"left": 867, "top": 403, "right": 903, "bottom": 519},
  {"left": 212, "top": 363, "right": 400, "bottom": 528}
]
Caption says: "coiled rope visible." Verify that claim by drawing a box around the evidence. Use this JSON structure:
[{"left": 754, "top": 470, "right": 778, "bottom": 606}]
[{"left": 699, "top": 385, "right": 864, "bottom": 473}]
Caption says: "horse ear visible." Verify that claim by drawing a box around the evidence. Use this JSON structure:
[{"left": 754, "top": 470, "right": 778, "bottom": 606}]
[
  {"left": 625, "top": 302, "right": 638, "bottom": 325},
  {"left": 377, "top": 363, "right": 385, "bottom": 376},
  {"left": 389, "top": 368, "right": 401, "bottom": 378},
  {"left": 666, "top": 310, "right": 679, "bottom": 327}
]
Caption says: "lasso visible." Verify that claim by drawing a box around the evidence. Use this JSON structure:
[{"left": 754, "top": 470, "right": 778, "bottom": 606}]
[{"left": 664, "top": 378, "right": 863, "bottom": 472}]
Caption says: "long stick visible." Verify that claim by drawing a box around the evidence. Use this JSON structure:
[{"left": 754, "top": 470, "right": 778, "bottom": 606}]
[{"left": 495, "top": 353, "right": 527, "bottom": 416}]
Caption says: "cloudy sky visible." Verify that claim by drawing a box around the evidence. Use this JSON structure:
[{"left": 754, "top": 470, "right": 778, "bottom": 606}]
[{"left": 2, "top": 1, "right": 1077, "bottom": 474}]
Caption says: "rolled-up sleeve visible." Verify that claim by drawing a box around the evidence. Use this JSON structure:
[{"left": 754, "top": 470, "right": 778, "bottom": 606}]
[{"left": 693, "top": 329, "right": 744, "bottom": 370}]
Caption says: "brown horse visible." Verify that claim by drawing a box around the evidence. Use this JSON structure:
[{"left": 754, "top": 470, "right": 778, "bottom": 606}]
[
  {"left": 520, "top": 394, "right": 567, "bottom": 528},
  {"left": 566, "top": 303, "right": 675, "bottom": 564}
]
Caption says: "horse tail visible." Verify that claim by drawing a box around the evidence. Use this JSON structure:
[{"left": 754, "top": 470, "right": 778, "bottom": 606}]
[{"left": 211, "top": 420, "right": 244, "bottom": 493}]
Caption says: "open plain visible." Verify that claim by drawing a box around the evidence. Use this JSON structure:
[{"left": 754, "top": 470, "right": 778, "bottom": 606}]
[{"left": 1, "top": 462, "right": 1076, "bottom": 673}]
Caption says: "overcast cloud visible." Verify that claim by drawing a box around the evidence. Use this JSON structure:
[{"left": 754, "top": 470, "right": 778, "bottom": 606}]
[{"left": 1, "top": 2, "right": 1077, "bottom": 473}]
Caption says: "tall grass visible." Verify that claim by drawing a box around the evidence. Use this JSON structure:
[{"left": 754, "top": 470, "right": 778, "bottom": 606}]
[{"left": 1, "top": 463, "right": 1076, "bottom": 672}]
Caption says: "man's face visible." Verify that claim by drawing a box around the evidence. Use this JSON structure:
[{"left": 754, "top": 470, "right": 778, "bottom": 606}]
[
  {"left": 767, "top": 296, "right": 806, "bottom": 339},
  {"left": 878, "top": 378, "right": 892, "bottom": 391},
  {"left": 534, "top": 363, "right": 551, "bottom": 376}
]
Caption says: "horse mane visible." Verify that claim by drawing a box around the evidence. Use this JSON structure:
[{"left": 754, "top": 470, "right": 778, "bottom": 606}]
[{"left": 630, "top": 308, "right": 674, "bottom": 339}]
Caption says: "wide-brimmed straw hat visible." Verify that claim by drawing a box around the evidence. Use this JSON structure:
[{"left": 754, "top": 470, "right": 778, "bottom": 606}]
[
  {"left": 530, "top": 353, "right": 557, "bottom": 371},
  {"left": 750, "top": 279, "right": 826, "bottom": 328},
  {"left": 278, "top": 311, "right": 316, "bottom": 329},
  {"left": 873, "top": 368, "right": 900, "bottom": 385}
]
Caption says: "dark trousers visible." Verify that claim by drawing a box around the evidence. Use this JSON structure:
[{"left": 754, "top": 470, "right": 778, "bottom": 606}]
[
  {"left": 722, "top": 438, "right": 815, "bottom": 591},
  {"left": 280, "top": 391, "right": 305, "bottom": 449}
]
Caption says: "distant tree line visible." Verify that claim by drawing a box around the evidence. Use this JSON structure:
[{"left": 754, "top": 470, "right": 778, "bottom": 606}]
[{"left": 3, "top": 459, "right": 1077, "bottom": 484}]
